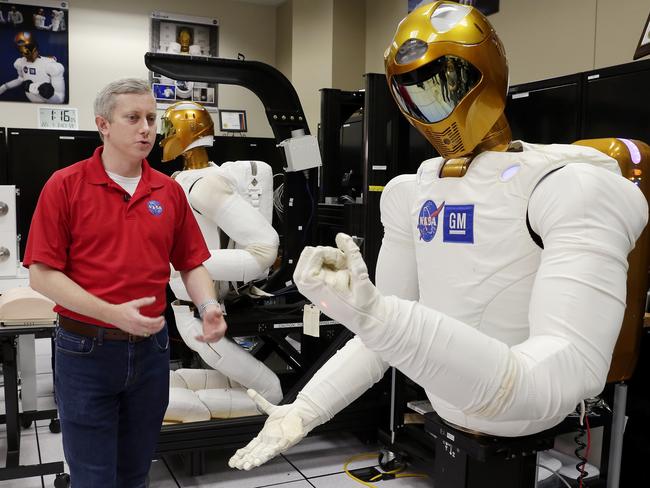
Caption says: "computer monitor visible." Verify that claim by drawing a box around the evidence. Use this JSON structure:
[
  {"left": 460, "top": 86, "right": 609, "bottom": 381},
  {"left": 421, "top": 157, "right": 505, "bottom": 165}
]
[{"left": 218, "top": 109, "right": 247, "bottom": 133}]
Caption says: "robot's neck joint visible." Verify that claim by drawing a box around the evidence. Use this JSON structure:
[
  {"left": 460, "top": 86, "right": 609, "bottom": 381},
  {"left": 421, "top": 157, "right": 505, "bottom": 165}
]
[{"left": 182, "top": 147, "right": 210, "bottom": 170}]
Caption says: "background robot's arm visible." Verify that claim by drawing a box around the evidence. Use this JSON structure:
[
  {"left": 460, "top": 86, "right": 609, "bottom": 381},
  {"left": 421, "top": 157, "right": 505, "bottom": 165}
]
[
  {"left": 296, "top": 166, "right": 647, "bottom": 435},
  {"left": 189, "top": 171, "right": 279, "bottom": 282},
  {"left": 0, "top": 63, "right": 25, "bottom": 95}
]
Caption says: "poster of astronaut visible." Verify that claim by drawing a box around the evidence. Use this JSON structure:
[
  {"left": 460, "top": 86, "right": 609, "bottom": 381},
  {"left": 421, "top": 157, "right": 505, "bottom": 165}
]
[
  {"left": 0, "top": 0, "right": 68, "bottom": 104},
  {"left": 150, "top": 11, "right": 219, "bottom": 109}
]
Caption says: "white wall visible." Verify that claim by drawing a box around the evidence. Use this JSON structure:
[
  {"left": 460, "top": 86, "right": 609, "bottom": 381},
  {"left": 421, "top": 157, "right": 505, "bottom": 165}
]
[
  {"left": 364, "top": 0, "right": 650, "bottom": 85},
  {"left": 0, "top": 0, "right": 277, "bottom": 137}
]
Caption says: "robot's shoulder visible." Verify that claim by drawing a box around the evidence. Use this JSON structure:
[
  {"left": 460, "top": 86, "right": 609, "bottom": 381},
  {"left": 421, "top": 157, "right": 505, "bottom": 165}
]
[
  {"left": 13, "top": 57, "right": 25, "bottom": 70},
  {"left": 382, "top": 173, "right": 417, "bottom": 211},
  {"left": 40, "top": 57, "right": 64, "bottom": 75}
]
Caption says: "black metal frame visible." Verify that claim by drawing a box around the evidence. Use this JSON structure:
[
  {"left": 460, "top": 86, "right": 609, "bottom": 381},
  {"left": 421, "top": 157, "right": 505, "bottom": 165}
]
[
  {"left": 0, "top": 325, "right": 66, "bottom": 482},
  {"left": 144, "top": 53, "right": 319, "bottom": 291}
]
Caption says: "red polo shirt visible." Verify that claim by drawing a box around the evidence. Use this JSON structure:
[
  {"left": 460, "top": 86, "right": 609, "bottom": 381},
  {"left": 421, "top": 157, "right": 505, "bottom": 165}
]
[{"left": 23, "top": 146, "right": 210, "bottom": 327}]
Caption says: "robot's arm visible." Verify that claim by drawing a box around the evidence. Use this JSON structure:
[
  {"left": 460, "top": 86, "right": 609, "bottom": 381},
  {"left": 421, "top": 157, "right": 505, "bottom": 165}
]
[
  {"left": 229, "top": 178, "right": 418, "bottom": 470},
  {"left": 188, "top": 171, "right": 279, "bottom": 282},
  {"left": 293, "top": 178, "right": 420, "bottom": 422},
  {"left": 293, "top": 166, "right": 647, "bottom": 435},
  {"left": 0, "top": 64, "right": 24, "bottom": 95}
]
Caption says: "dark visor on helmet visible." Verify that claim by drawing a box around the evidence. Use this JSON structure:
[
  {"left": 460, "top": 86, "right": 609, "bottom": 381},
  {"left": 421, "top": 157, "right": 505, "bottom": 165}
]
[{"left": 390, "top": 55, "right": 481, "bottom": 124}]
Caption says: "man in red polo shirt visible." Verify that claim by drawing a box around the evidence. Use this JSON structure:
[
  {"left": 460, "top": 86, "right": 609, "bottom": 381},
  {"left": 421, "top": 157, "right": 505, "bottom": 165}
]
[{"left": 23, "top": 78, "right": 226, "bottom": 488}]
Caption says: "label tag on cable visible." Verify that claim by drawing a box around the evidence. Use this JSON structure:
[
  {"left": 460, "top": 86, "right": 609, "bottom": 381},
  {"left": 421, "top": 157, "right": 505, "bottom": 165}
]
[{"left": 303, "top": 304, "right": 321, "bottom": 337}]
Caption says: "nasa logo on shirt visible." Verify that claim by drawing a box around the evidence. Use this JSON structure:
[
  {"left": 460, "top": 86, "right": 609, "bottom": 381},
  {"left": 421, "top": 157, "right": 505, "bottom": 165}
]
[
  {"left": 147, "top": 200, "right": 163, "bottom": 216},
  {"left": 417, "top": 200, "right": 445, "bottom": 242},
  {"left": 443, "top": 204, "right": 474, "bottom": 243}
]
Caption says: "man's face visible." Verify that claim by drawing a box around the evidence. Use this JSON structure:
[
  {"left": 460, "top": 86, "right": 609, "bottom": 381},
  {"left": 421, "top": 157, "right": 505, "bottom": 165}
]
[{"left": 97, "top": 93, "right": 157, "bottom": 162}]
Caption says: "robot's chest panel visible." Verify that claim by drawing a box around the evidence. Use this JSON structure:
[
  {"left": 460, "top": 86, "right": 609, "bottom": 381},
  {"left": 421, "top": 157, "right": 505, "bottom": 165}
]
[{"left": 411, "top": 160, "right": 541, "bottom": 324}]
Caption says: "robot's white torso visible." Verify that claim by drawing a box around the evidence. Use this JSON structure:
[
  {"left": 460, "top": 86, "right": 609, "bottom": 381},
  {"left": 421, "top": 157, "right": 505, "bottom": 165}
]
[
  {"left": 379, "top": 141, "right": 633, "bottom": 434},
  {"left": 14, "top": 56, "right": 64, "bottom": 103}
]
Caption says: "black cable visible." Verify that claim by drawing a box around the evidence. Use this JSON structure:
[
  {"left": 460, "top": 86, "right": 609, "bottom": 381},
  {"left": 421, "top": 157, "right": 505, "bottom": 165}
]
[{"left": 574, "top": 421, "right": 589, "bottom": 486}]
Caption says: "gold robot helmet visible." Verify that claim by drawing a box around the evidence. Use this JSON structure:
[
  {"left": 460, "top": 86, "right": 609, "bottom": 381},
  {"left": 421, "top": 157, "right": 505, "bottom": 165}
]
[
  {"left": 160, "top": 101, "right": 214, "bottom": 162},
  {"left": 15, "top": 32, "right": 39, "bottom": 62},
  {"left": 384, "top": 1, "right": 510, "bottom": 159}
]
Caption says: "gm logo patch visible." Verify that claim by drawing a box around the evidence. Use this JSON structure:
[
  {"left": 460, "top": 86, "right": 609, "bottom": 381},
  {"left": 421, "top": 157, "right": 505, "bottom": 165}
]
[
  {"left": 443, "top": 205, "right": 474, "bottom": 243},
  {"left": 417, "top": 200, "right": 445, "bottom": 242},
  {"left": 147, "top": 200, "right": 163, "bottom": 216}
]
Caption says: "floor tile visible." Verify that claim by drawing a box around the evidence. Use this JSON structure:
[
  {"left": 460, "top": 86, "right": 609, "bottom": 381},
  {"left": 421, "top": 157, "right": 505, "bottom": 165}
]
[
  {"left": 282, "top": 432, "right": 379, "bottom": 478},
  {"left": 36, "top": 373, "right": 54, "bottom": 398},
  {"left": 308, "top": 471, "right": 431, "bottom": 488},
  {"left": 35, "top": 338, "right": 52, "bottom": 357},
  {"left": 168, "top": 448, "right": 305, "bottom": 488},
  {"left": 35, "top": 354, "right": 53, "bottom": 376},
  {"left": 148, "top": 458, "right": 179, "bottom": 487},
  {"left": 260, "top": 481, "right": 313, "bottom": 488}
]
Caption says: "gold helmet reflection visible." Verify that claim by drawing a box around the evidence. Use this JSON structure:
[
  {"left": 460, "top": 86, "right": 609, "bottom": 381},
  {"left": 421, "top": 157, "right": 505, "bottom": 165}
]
[
  {"left": 15, "top": 32, "right": 38, "bottom": 62},
  {"left": 384, "top": 1, "right": 510, "bottom": 159},
  {"left": 160, "top": 101, "right": 214, "bottom": 162}
]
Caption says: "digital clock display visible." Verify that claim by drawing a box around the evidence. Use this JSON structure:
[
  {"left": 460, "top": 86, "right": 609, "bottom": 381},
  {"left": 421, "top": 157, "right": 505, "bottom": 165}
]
[{"left": 38, "top": 107, "right": 78, "bottom": 130}]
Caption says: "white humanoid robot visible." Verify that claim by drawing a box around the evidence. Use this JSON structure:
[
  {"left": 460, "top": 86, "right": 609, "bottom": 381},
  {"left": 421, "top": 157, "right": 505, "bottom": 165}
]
[
  {"left": 7, "top": 6, "right": 22, "bottom": 27},
  {"left": 229, "top": 1, "right": 649, "bottom": 470},
  {"left": 159, "top": 101, "right": 282, "bottom": 423},
  {"left": 50, "top": 10, "right": 65, "bottom": 32},
  {"left": 0, "top": 32, "right": 65, "bottom": 104},
  {"left": 33, "top": 8, "right": 48, "bottom": 30}
]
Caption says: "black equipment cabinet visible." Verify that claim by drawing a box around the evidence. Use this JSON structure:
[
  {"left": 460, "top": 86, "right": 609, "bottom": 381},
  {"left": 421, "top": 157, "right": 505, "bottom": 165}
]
[
  {"left": 6, "top": 129, "right": 101, "bottom": 259},
  {"left": 505, "top": 73, "right": 582, "bottom": 144},
  {"left": 581, "top": 59, "right": 650, "bottom": 142}
]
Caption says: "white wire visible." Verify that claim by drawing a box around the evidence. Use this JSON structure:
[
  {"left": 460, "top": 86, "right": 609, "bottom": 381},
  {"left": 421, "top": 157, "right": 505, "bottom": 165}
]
[{"left": 536, "top": 464, "right": 572, "bottom": 488}]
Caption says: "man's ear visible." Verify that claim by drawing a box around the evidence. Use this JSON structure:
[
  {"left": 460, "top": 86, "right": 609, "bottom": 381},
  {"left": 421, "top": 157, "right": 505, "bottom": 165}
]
[{"left": 95, "top": 115, "right": 109, "bottom": 138}]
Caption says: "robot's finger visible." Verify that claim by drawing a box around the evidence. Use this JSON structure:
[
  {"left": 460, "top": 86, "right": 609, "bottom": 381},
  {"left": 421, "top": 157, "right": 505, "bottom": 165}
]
[
  {"left": 248, "top": 389, "right": 275, "bottom": 414},
  {"left": 319, "top": 246, "right": 346, "bottom": 269},
  {"left": 335, "top": 233, "right": 360, "bottom": 255},
  {"left": 322, "top": 269, "right": 350, "bottom": 292}
]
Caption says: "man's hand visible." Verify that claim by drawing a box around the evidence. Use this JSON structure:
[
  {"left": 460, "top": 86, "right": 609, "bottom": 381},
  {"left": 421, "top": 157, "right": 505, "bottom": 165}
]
[
  {"left": 293, "top": 233, "right": 384, "bottom": 336},
  {"left": 229, "top": 390, "right": 312, "bottom": 470},
  {"left": 107, "top": 296, "right": 165, "bottom": 337},
  {"left": 196, "top": 305, "right": 227, "bottom": 343}
]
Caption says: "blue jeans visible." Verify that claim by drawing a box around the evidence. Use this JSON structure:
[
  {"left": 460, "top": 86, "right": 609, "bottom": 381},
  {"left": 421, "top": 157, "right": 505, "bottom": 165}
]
[{"left": 54, "top": 325, "right": 170, "bottom": 488}]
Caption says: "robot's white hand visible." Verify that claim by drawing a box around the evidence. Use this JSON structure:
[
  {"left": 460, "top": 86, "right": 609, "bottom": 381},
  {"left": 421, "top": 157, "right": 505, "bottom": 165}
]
[
  {"left": 228, "top": 389, "right": 311, "bottom": 470},
  {"left": 293, "top": 233, "right": 384, "bottom": 336}
]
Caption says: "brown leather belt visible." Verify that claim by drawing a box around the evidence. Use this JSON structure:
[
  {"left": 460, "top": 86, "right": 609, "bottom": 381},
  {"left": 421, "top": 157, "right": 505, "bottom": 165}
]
[{"left": 58, "top": 315, "right": 148, "bottom": 342}]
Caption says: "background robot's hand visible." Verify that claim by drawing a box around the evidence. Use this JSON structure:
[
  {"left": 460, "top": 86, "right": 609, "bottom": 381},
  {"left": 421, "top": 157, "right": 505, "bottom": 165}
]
[
  {"left": 293, "top": 233, "right": 385, "bottom": 337},
  {"left": 228, "top": 389, "right": 320, "bottom": 470},
  {"left": 21, "top": 80, "right": 32, "bottom": 92},
  {"left": 37, "top": 82, "right": 54, "bottom": 99}
]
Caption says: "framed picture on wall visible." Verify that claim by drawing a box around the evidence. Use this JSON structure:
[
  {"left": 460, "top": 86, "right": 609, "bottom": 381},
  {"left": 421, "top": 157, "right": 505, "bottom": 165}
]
[
  {"left": 0, "top": 0, "right": 69, "bottom": 104},
  {"left": 633, "top": 10, "right": 650, "bottom": 60},
  {"left": 149, "top": 11, "right": 219, "bottom": 109}
]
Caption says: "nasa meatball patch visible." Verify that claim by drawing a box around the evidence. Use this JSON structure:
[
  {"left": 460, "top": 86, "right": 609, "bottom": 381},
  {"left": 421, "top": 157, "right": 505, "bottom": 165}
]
[
  {"left": 417, "top": 200, "right": 445, "bottom": 242},
  {"left": 443, "top": 205, "right": 474, "bottom": 243},
  {"left": 147, "top": 200, "right": 163, "bottom": 216}
]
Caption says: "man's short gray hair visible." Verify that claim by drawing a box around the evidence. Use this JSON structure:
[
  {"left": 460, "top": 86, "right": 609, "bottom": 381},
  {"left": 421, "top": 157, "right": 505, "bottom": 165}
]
[{"left": 94, "top": 78, "right": 152, "bottom": 122}]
